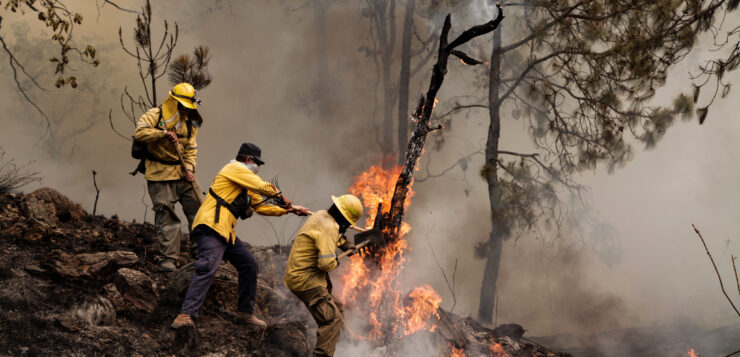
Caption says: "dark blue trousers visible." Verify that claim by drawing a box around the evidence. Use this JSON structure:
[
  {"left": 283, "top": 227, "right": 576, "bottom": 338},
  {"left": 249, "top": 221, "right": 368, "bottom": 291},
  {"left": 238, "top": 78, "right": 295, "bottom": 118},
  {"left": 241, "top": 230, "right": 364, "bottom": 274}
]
[{"left": 180, "top": 224, "right": 259, "bottom": 318}]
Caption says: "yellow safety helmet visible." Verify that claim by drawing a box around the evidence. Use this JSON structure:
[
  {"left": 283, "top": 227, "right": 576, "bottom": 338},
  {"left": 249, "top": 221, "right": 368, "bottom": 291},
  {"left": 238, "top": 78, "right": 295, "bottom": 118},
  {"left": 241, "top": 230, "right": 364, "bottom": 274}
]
[
  {"left": 169, "top": 82, "right": 200, "bottom": 109},
  {"left": 331, "top": 194, "right": 363, "bottom": 225}
]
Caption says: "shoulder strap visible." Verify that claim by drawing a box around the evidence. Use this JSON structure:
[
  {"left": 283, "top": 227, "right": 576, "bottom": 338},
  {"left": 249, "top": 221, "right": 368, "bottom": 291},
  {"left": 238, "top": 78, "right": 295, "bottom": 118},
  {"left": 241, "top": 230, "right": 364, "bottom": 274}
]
[
  {"left": 209, "top": 188, "right": 251, "bottom": 223},
  {"left": 145, "top": 106, "right": 181, "bottom": 165}
]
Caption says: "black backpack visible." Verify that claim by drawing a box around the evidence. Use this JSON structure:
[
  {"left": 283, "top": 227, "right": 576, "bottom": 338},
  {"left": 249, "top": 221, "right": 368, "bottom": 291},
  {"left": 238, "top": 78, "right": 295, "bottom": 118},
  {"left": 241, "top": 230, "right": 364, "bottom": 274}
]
[{"left": 209, "top": 188, "right": 253, "bottom": 222}]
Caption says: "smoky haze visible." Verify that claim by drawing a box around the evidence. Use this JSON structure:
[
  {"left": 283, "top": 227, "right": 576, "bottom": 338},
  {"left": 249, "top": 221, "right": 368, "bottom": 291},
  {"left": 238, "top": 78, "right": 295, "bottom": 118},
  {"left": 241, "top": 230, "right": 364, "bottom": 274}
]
[{"left": 0, "top": 0, "right": 738, "bottom": 352}]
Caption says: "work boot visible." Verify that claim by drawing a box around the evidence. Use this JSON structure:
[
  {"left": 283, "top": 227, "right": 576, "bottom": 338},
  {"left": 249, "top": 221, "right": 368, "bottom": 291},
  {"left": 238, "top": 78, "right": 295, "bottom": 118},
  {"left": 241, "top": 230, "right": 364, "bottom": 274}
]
[
  {"left": 234, "top": 312, "right": 267, "bottom": 328},
  {"left": 160, "top": 259, "right": 176, "bottom": 272},
  {"left": 171, "top": 313, "right": 195, "bottom": 329}
]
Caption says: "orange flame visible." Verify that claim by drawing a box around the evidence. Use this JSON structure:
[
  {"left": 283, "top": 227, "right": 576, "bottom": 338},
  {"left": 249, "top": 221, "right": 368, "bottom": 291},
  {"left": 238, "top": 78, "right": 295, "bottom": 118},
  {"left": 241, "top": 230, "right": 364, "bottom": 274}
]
[
  {"left": 687, "top": 348, "right": 700, "bottom": 357},
  {"left": 450, "top": 344, "right": 465, "bottom": 357},
  {"left": 340, "top": 162, "right": 441, "bottom": 340},
  {"left": 348, "top": 164, "right": 414, "bottom": 228},
  {"left": 340, "top": 253, "right": 369, "bottom": 302},
  {"left": 490, "top": 342, "right": 511, "bottom": 357},
  {"left": 403, "top": 285, "right": 441, "bottom": 335}
]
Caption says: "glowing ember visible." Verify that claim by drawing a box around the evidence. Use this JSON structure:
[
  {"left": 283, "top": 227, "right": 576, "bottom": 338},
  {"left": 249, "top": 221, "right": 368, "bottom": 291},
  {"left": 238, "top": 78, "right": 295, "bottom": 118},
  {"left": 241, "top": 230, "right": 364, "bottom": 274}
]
[
  {"left": 490, "top": 342, "right": 511, "bottom": 357},
  {"left": 450, "top": 344, "right": 465, "bottom": 357}
]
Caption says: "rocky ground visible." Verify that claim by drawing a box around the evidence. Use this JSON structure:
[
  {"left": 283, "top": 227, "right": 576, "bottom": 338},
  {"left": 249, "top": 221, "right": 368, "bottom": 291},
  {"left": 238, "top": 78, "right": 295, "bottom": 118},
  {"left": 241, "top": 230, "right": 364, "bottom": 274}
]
[{"left": 0, "top": 188, "right": 566, "bottom": 356}]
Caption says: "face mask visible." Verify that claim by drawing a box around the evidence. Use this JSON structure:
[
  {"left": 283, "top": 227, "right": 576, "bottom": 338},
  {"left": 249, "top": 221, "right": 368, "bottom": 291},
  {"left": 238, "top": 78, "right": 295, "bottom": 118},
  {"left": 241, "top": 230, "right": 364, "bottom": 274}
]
[{"left": 246, "top": 163, "right": 260, "bottom": 174}]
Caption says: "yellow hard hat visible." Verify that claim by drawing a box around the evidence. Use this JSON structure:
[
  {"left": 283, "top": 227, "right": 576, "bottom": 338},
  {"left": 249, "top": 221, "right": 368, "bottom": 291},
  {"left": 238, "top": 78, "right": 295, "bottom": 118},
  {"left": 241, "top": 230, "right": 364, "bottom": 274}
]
[
  {"left": 331, "top": 194, "right": 363, "bottom": 225},
  {"left": 169, "top": 82, "right": 199, "bottom": 109}
]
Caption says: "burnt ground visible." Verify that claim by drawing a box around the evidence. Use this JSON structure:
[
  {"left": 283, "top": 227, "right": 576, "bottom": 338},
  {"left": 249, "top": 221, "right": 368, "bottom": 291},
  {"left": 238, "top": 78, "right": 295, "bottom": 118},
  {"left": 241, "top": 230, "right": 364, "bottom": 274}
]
[{"left": 0, "top": 188, "right": 565, "bottom": 356}]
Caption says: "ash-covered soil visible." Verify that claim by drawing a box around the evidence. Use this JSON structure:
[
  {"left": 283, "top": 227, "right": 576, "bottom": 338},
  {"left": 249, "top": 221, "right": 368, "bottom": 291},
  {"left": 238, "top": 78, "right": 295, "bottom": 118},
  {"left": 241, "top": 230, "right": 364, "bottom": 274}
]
[{"left": 0, "top": 188, "right": 565, "bottom": 356}]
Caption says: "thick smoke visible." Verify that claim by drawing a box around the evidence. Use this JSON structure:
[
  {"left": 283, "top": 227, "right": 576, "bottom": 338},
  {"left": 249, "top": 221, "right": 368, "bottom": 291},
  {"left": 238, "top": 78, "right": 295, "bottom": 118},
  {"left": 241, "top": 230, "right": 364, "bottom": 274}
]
[{"left": 0, "top": 1, "right": 738, "bottom": 355}]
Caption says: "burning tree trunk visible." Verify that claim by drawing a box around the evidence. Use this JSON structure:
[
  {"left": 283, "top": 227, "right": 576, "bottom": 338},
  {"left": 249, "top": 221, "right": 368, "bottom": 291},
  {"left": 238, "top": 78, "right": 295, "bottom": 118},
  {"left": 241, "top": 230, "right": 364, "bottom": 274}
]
[
  {"left": 376, "top": 5, "right": 505, "bottom": 242},
  {"left": 341, "top": 3, "right": 504, "bottom": 346}
]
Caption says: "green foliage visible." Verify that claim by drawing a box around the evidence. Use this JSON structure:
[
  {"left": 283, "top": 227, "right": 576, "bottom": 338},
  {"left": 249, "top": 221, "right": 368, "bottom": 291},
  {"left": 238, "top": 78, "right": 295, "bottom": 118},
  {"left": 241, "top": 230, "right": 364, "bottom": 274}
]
[
  {"left": 168, "top": 46, "right": 212, "bottom": 90},
  {"left": 467, "top": 1, "right": 740, "bottom": 269},
  {"left": 1, "top": 0, "right": 97, "bottom": 87},
  {"left": 673, "top": 93, "right": 694, "bottom": 120},
  {"left": 494, "top": 0, "right": 740, "bottom": 182}
]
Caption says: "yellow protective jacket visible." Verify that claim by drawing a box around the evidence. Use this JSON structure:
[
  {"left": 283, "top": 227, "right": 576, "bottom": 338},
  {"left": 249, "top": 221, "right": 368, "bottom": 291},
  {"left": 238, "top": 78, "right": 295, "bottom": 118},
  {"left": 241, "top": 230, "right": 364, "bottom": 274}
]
[
  {"left": 283, "top": 210, "right": 347, "bottom": 292},
  {"left": 134, "top": 96, "right": 198, "bottom": 181},
  {"left": 192, "top": 160, "right": 287, "bottom": 243}
]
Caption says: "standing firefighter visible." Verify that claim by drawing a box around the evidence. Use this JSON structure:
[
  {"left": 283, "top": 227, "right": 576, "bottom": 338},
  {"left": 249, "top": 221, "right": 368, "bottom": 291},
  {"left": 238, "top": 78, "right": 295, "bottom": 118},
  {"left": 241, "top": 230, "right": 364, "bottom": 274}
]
[
  {"left": 284, "top": 194, "right": 362, "bottom": 357},
  {"left": 171, "top": 143, "right": 310, "bottom": 329},
  {"left": 134, "top": 82, "right": 204, "bottom": 271}
]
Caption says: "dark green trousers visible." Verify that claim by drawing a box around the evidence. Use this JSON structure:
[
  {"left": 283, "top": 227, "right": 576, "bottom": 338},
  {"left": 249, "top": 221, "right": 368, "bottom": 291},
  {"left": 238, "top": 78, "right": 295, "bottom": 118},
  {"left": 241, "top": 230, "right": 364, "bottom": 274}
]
[
  {"left": 147, "top": 179, "right": 201, "bottom": 261},
  {"left": 292, "top": 286, "right": 344, "bottom": 356}
]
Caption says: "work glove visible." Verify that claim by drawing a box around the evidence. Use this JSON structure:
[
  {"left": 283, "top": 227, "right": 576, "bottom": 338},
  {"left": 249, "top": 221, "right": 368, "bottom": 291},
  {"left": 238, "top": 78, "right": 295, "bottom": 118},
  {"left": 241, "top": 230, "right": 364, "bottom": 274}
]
[{"left": 338, "top": 239, "right": 356, "bottom": 254}]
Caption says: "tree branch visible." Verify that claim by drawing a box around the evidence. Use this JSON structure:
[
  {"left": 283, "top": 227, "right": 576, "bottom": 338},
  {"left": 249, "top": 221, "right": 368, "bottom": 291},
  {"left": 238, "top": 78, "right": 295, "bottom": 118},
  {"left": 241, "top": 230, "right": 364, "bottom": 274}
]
[
  {"left": 103, "top": 0, "right": 140, "bottom": 14},
  {"left": 0, "top": 35, "right": 54, "bottom": 145},
  {"left": 434, "top": 104, "right": 488, "bottom": 121},
  {"left": 692, "top": 224, "right": 740, "bottom": 319},
  {"left": 91, "top": 170, "right": 101, "bottom": 216},
  {"left": 416, "top": 149, "right": 483, "bottom": 183}
]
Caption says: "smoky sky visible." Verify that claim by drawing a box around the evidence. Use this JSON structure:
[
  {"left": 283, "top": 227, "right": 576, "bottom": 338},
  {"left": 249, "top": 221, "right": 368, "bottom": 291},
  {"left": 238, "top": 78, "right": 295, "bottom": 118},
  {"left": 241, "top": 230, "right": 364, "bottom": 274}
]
[{"left": 0, "top": 0, "right": 738, "bottom": 343}]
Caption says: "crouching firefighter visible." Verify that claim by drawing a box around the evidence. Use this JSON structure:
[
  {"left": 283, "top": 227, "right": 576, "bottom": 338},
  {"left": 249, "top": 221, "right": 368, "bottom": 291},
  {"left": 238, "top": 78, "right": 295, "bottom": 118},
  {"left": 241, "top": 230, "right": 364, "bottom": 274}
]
[
  {"left": 171, "top": 143, "right": 310, "bottom": 329},
  {"left": 133, "top": 82, "right": 205, "bottom": 271},
  {"left": 283, "top": 194, "right": 363, "bottom": 357}
]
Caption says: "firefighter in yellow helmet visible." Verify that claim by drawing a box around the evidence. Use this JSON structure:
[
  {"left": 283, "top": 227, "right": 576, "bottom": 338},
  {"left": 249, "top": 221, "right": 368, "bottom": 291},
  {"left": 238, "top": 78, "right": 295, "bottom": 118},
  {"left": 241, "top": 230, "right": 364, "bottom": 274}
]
[
  {"left": 283, "top": 194, "right": 363, "bottom": 357},
  {"left": 134, "top": 82, "right": 204, "bottom": 271}
]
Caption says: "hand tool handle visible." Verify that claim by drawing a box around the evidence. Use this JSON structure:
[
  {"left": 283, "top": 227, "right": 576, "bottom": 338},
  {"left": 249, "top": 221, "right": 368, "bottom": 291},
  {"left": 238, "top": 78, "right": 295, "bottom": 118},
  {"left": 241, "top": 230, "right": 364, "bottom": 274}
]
[
  {"left": 337, "top": 239, "right": 371, "bottom": 259},
  {"left": 305, "top": 210, "right": 368, "bottom": 232},
  {"left": 173, "top": 142, "right": 203, "bottom": 205}
]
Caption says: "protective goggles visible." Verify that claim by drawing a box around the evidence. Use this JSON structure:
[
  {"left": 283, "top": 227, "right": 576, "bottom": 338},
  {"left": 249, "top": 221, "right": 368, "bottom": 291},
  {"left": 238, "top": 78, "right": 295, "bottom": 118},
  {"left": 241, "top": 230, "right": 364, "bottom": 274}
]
[{"left": 171, "top": 92, "right": 202, "bottom": 105}]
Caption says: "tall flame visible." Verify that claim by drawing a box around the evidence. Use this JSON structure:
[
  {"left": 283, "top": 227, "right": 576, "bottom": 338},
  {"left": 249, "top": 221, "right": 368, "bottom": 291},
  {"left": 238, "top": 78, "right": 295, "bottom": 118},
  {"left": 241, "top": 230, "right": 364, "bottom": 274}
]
[{"left": 341, "top": 163, "right": 441, "bottom": 341}]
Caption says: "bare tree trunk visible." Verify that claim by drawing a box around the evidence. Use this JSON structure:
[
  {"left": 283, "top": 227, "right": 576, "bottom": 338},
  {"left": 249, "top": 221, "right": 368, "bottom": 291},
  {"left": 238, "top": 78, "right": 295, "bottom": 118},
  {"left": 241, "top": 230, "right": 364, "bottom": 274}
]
[
  {"left": 478, "top": 20, "right": 505, "bottom": 324},
  {"left": 379, "top": 0, "right": 396, "bottom": 159},
  {"left": 397, "top": 0, "right": 415, "bottom": 164},
  {"left": 314, "top": 0, "right": 331, "bottom": 120}
]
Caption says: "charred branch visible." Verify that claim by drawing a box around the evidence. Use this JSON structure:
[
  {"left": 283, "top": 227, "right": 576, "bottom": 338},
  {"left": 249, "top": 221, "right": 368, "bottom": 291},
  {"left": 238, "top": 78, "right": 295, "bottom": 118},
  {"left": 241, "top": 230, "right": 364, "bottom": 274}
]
[
  {"left": 91, "top": 170, "right": 101, "bottom": 216},
  {"left": 375, "top": 4, "right": 504, "bottom": 240},
  {"left": 450, "top": 50, "right": 483, "bottom": 65}
]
